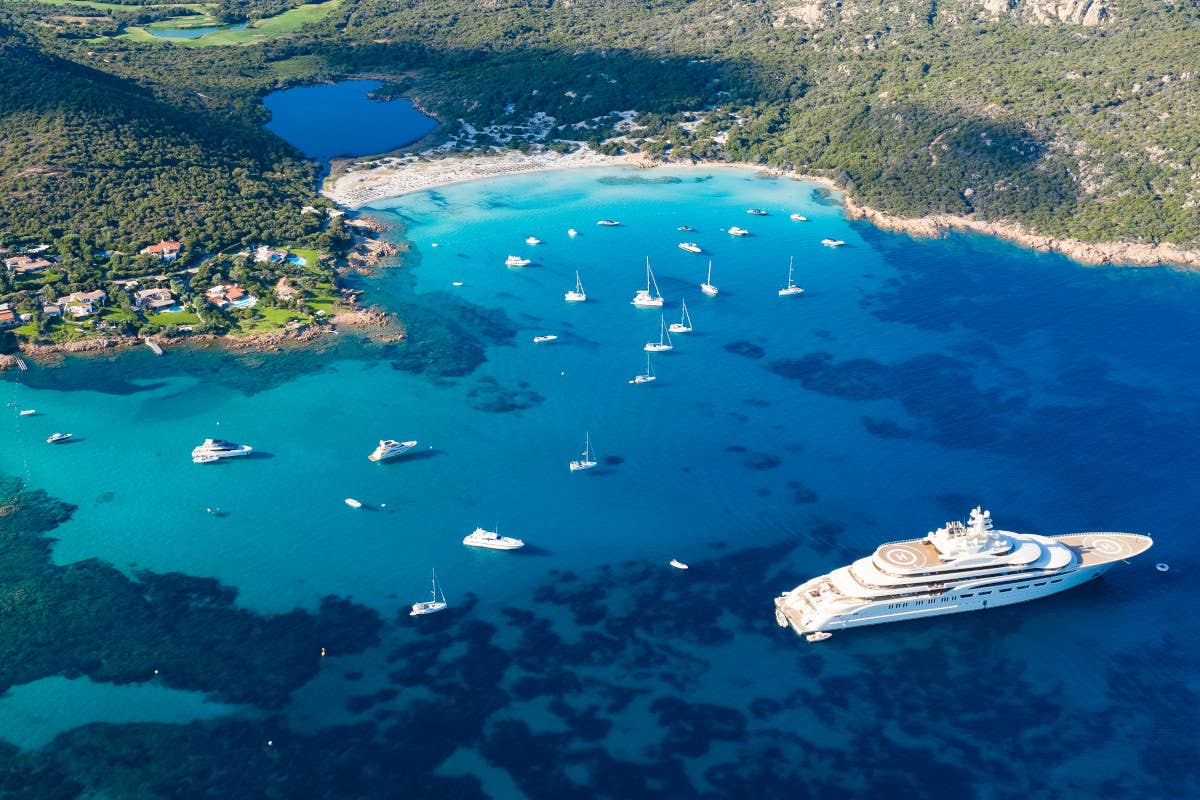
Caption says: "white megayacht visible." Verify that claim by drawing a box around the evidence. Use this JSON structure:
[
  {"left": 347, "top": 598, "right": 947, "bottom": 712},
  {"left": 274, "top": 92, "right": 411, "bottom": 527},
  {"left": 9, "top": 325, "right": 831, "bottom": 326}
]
[{"left": 775, "top": 507, "right": 1152, "bottom": 640}]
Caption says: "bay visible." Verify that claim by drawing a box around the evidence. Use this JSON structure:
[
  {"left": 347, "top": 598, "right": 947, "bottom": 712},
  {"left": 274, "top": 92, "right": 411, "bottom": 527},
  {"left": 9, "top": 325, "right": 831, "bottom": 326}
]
[{"left": 1, "top": 166, "right": 1194, "bottom": 798}]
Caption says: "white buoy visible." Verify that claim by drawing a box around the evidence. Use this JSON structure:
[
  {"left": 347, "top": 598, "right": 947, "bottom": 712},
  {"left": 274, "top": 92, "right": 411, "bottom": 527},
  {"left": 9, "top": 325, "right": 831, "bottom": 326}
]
[{"left": 1156, "top": 563, "right": 1169, "bottom": 572}]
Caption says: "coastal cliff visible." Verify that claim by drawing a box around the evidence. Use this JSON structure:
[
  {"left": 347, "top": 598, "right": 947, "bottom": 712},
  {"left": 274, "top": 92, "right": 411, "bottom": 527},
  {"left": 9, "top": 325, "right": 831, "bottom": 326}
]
[{"left": 842, "top": 197, "right": 1200, "bottom": 269}]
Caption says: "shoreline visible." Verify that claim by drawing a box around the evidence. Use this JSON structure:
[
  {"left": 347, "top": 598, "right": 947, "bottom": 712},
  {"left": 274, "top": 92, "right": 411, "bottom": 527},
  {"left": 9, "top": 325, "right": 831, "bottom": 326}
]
[
  {"left": 323, "top": 146, "right": 1200, "bottom": 270},
  {"left": 1, "top": 308, "right": 402, "bottom": 372}
]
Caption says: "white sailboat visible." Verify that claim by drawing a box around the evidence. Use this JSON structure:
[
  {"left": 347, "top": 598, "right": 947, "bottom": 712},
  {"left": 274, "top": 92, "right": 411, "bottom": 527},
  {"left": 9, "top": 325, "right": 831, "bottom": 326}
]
[
  {"left": 569, "top": 432, "right": 598, "bottom": 472},
  {"left": 645, "top": 315, "right": 674, "bottom": 352},
  {"left": 565, "top": 271, "right": 587, "bottom": 302},
  {"left": 629, "top": 352, "right": 657, "bottom": 384},
  {"left": 668, "top": 300, "right": 693, "bottom": 334},
  {"left": 631, "top": 258, "right": 664, "bottom": 307},
  {"left": 410, "top": 569, "right": 448, "bottom": 616},
  {"left": 778, "top": 256, "right": 804, "bottom": 297},
  {"left": 700, "top": 260, "right": 718, "bottom": 296}
]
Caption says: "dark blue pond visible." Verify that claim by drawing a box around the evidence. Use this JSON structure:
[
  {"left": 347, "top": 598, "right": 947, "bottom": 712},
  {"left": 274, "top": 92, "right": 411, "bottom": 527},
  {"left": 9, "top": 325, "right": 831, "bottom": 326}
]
[{"left": 263, "top": 79, "right": 438, "bottom": 161}]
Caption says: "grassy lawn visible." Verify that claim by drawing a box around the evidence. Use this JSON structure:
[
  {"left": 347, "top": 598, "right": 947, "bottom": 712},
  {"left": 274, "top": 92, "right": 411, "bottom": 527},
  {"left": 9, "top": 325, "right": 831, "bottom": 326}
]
[
  {"left": 147, "top": 310, "right": 200, "bottom": 326},
  {"left": 117, "top": 0, "right": 339, "bottom": 46},
  {"left": 290, "top": 248, "right": 321, "bottom": 272}
]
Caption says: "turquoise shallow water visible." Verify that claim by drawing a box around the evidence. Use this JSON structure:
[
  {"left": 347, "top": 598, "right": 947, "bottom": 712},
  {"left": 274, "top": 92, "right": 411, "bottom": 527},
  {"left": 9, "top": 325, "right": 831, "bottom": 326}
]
[{"left": 1, "top": 167, "right": 1196, "bottom": 797}]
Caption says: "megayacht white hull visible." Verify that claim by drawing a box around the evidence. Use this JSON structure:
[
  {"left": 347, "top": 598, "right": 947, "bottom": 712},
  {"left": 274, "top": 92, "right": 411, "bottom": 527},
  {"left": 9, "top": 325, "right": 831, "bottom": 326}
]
[{"left": 774, "top": 508, "right": 1152, "bottom": 640}]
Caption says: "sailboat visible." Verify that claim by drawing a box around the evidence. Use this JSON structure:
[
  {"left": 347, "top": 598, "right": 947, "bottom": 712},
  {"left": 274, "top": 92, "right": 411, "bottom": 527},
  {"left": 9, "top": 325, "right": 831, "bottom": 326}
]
[
  {"left": 631, "top": 258, "right": 664, "bottom": 307},
  {"left": 668, "top": 300, "right": 693, "bottom": 334},
  {"left": 778, "top": 256, "right": 804, "bottom": 297},
  {"left": 565, "top": 271, "right": 587, "bottom": 302},
  {"left": 410, "top": 569, "right": 448, "bottom": 616},
  {"left": 569, "top": 432, "right": 598, "bottom": 472},
  {"left": 629, "top": 352, "right": 657, "bottom": 384},
  {"left": 700, "top": 260, "right": 718, "bottom": 296},
  {"left": 645, "top": 315, "right": 674, "bottom": 352}
]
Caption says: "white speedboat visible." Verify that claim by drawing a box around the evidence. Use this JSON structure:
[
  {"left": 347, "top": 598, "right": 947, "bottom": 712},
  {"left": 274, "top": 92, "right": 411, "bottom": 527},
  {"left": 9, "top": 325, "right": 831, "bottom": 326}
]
[
  {"left": 565, "top": 271, "right": 587, "bottom": 302},
  {"left": 774, "top": 506, "right": 1154, "bottom": 641},
  {"left": 645, "top": 315, "right": 674, "bottom": 352},
  {"left": 728, "top": 226, "right": 749, "bottom": 237},
  {"left": 452, "top": 281, "right": 463, "bottom": 287},
  {"left": 47, "top": 432, "right": 72, "bottom": 444},
  {"left": 678, "top": 225, "right": 695, "bottom": 232},
  {"left": 505, "top": 255, "right": 531, "bottom": 267},
  {"left": 596, "top": 219, "right": 620, "bottom": 226},
  {"left": 525, "top": 236, "right": 541, "bottom": 246},
  {"left": 700, "top": 260, "right": 718, "bottom": 296},
  {"left": 778, "top": 256, "right": 804, "bottom": 297},
  {"left": 19, "top": 409, "right": 36, "bottom": 416},
  {"left": 678, "top": 242, "right": 701, "bottom": 254},
  {"left": 670, "top": 559, "right": 689, "bottom": 570},
  {"left": 463, "top": 527, "right": 525, "bottom": 550},
  {"left": 631, "top": 258, "right": 664, "bottom": 307},
  {"left": 567, "top": 228, "right": 579, "bottom": 238},
  {"left": 569, "top": 432, "right": 598, "bottom": 472},
  {"left": 410, "top": 569, "right": 448, "bottom": 616},
  {"left": 533, "top": 334, "right": 558, "bottom": 343},
  {"left": 806, "top": 632, "right": 831, "bottom": 642},
  {"left": 368, "top": 439, "right": 418, "bottom": 462},
  {"left": 191, "top": 438, "right": 252, "bottom": 460},
  {"left": 629, "top": 352, "right": 657, "bottom": 384},
  {"left": 821, "top": 238, "right": 846, "bottom": 247},
  {"left": 747, "top": 208, "right": 768, "bottom": 216},
  {"left": 345, "top": 498, "right": 363, "bottom": 509},
  {"left": 790, "top": 213, "right": 808, "bottom": 222},
  {"left": 668, "top": 299, "right": 693, "bottom": 334}
]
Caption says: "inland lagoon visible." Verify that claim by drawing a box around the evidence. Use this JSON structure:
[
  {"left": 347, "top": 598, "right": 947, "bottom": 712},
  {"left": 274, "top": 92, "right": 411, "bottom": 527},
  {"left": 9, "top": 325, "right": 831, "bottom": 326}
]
[
  {"left": 1, "top": 167, "right": 1195, "bottom": 798},
  {"left": 263, "top": 80, "right": 438, "bottom": 162}
]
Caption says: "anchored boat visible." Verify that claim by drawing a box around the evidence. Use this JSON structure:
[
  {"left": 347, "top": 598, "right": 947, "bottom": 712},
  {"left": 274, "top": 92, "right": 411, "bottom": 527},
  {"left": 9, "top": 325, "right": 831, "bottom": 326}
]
[{"left": 774, "top": 507, "right": 1153, "bottom": 641}]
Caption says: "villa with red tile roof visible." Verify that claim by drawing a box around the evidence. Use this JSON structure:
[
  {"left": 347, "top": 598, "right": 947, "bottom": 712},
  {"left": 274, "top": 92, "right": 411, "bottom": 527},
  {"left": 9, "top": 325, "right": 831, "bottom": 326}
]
[
  {"left": 139, "top": 240, "right": 182, "bottom": 260},
  {"left": 5, "top": 256, "right": 53, "bottom": 274}
]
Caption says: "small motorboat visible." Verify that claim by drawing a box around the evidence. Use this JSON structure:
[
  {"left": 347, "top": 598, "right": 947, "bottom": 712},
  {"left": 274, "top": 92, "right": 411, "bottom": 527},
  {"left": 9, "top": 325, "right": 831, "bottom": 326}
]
[
  {"left": 345, "top": 498, "right": 363, "bottom": 509},
  {"left": 678, "top": 242, "right": 701, "bottom": 254},
  {"left": 806, "top": 631, "right": 832, "bottom": 642},
  {"left": 452, "top": 281, "right": 463, "bottom": 287},
  {"left": 821, "top": 238, "right": 846, "bottom": 247},
  {"left": 505, "top": 255, "right": 531, "bottom": 267},
  {"left": 596, "top": 219, "right": 620, "bottom": 226},
  {"left": 677, "top": 225, "right": 695, "bottom": 232},
  {"left": 669, "top": 559, "right": 689, "bottom": 570},
  {"left": 567, "top": 228, "right": 579, "bottom": 237},
  {"left": 533, "top": 335, "right": 558, "bottom": 344},
  {"left": 19, "top": 409, "right": 36, "bottom": 416},
  {"left": 790, "top": 213, "right": 807, "bottom": 222},
  {"left": 747, "top": 208, "right": 769, "bottom": 216},
  {"left": 463, "top": 527, "right": 525, "bottom": 550},
  {"left": 525, "top": 236, "right": 541, "bottom": 246},
  {"left": 46, "top": 433, "right": 72, "bottom": 444},
  {"left": 728, "top": 226, "right": 749, "bottom": 237}
]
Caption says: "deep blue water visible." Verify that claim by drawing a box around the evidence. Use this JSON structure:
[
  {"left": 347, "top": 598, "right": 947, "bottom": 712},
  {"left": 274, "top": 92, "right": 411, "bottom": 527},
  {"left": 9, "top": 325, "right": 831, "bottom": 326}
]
[
  {"left": 0, "top": 167, "right": 1196, "bottom": 798},
  {"left": 263, "top": 80, "right": 438, "bottom": 161}
]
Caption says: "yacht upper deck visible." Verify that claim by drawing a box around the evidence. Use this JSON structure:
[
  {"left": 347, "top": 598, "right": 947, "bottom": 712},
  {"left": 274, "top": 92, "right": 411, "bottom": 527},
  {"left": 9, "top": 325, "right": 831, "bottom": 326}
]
[{"left": 1056, "top": 532, "right": 1153, "bottom": 567}]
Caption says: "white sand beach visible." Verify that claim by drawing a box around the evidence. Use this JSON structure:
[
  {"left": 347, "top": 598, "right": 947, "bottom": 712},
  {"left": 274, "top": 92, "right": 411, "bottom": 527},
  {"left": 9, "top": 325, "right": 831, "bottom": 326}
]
[{"left": 322, "top": 148, "right": 639, "bottom": 208}]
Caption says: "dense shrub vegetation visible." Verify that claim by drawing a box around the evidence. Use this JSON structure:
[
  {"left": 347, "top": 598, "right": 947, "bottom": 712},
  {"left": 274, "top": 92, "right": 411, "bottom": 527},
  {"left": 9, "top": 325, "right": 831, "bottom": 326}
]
[{"left": 3, "top": 0, "right": 1199, "bottom": 257}]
